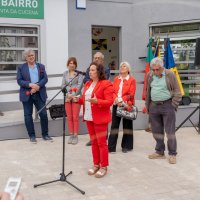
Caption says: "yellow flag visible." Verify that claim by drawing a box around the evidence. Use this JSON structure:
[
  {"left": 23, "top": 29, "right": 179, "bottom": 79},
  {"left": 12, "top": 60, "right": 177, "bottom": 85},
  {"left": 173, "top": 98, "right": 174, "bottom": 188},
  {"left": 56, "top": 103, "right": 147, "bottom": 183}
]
[{"left": 170, "top": 67, "right": 185, "bottom": 96}]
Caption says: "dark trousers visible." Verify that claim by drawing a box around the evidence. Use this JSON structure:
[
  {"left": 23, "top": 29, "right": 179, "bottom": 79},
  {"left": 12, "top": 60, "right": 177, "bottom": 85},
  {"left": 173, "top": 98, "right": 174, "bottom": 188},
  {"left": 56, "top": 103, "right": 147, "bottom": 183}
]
[
  {"left": 149, "top": 101, "right": 177, "bottom": 155},
  {"left": 22, "top": 93, "right": 48, "bottom": 138},
  {"left": 108, "top": 105, "right": 133, "bottom": 152}
]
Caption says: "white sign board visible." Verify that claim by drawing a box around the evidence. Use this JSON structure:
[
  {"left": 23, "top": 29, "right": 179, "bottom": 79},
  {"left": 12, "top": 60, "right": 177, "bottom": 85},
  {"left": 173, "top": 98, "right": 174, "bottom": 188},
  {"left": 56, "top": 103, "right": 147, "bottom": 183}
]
[{"left": 76, "top": 0, "right": 86, "bottom": 9}]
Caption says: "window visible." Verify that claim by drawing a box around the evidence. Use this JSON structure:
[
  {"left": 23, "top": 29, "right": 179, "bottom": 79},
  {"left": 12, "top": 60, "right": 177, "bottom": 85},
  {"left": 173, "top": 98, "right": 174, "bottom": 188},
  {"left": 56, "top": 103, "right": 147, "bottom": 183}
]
[
  {"left": 0, "top": 25, "right": 39, "bottom": 72},
  {"left": 150, "top": 21, "right": 200, "bottom": 101}
]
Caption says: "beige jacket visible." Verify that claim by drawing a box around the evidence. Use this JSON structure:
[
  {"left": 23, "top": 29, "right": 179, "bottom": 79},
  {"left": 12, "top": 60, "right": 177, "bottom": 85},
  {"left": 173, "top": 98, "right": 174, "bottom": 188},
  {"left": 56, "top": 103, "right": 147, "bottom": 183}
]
[{"left": 145, "top": 69, "right": 182, "bottom": 112}]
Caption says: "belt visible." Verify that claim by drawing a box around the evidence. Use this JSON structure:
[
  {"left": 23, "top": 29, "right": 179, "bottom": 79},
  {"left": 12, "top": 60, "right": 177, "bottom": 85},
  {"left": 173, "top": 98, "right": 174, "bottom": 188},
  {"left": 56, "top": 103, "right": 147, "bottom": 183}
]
[{"left": 152, "top": 99, "right": 171, "bottom": 105}]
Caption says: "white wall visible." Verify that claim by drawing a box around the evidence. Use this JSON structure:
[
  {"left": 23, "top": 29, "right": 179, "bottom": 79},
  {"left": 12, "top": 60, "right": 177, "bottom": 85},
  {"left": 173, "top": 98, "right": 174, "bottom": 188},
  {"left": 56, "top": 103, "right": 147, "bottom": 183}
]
[
  {"left": 44, "top": 0, "right": 68, "bottom": 99},
  {"left": 68, "top": 0, "right": 133, "bottom": 72},
  {"left": 44, "top": 0, "right": 68, "bottom": 75},
  {"left": 0, "top": 0, "right": 69, "bottom": 102}
]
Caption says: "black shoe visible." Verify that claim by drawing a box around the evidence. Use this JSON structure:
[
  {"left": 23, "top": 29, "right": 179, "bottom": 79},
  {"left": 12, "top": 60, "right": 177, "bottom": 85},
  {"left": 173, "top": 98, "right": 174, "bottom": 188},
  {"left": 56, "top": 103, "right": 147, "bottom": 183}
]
[
  {"left": 86, "top": 140, "right": 91, "bottom": 146},
  {"left": 122, "top": 148, "right": 128, "bottom": 153},
  {"left": 43, "top": 135, "right": 53, "bottom": 141},
  {"left": 109, "top": 150, "right": 116, "bottom": 154},
  {"left": 122, "top": 148, "right": 133, "bottom": 153},
  {"left": 30, "top": 137, "right": 37, "bottom": 143}
]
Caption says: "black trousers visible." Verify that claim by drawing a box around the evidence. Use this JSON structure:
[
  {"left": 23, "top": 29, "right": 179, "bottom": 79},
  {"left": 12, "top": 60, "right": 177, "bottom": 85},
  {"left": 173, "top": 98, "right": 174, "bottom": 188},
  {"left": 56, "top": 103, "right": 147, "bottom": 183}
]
[{"left": 108, "top": 105, "right": 133, "bottom": 152}]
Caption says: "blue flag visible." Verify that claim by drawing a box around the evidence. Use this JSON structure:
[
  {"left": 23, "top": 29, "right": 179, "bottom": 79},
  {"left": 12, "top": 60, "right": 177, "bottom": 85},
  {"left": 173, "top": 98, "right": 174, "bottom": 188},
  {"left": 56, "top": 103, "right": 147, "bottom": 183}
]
[{"left": 164, "top": 38, "right": 175, "bottom": 69}]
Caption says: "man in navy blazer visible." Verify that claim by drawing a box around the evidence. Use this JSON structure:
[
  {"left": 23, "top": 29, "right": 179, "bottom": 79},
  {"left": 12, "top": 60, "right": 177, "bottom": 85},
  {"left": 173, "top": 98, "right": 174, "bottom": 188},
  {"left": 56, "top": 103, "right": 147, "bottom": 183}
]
[{"left": 17, "top": 49, "right": 52, "bottom": 143}]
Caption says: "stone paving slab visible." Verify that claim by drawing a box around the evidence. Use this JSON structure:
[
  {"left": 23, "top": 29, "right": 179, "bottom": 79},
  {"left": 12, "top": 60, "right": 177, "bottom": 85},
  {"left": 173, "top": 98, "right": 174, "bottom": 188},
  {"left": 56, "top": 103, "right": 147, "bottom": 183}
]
[{"left": 0, "top": 127, "right": 200, "bottom": 200}]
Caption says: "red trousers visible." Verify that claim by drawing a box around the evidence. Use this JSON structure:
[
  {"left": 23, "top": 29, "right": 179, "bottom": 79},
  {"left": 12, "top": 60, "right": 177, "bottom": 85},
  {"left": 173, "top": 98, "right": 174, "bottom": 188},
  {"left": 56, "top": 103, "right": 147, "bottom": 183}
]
[
  {"left": 65, "top": 102, "right": 81, "bottom": 135},
  {"left": 86, "top": 121, "right": 109, "bottom": 167}
]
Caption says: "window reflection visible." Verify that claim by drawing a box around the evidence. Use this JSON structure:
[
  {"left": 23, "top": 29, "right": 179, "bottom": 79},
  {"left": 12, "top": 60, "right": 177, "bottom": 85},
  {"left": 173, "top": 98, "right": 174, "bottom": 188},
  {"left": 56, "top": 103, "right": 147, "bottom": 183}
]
[
  {"left": 0, "top": 64, "right": 16, "bottom": 71},
  {"left": 156, "top": 39, "right": 196, "bottom": 70},
  {"left": 0, "top": 27, "right": 37, "bottom": 34},
  {"left": 152, "top": 24, "right": 200, "bottom": 101},
  {"left": 0, "top": 26, "right": 39, "bottom": 71},
  {"left": 0, "top": 36, "right": 38, "bottom": 48},
  {"left": 0, "top": 51, "right": 16, "bottom": 62}
]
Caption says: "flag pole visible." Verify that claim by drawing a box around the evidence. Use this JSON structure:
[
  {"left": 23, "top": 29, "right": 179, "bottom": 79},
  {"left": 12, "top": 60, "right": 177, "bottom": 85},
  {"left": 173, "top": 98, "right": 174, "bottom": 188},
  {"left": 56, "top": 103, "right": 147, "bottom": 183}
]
[{"left": 154, "top": 37, "right": 160, "bottom": 57}]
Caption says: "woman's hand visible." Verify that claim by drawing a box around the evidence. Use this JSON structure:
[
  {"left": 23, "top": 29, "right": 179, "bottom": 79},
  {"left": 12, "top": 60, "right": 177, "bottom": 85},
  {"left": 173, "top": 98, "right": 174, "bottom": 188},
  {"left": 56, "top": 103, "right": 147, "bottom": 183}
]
[
  {"left": 66, "top": 98, "right": 71, "bottom": 102},
  {"left": 72, "top": 96, "right": 80, "bottom": 102},
  {"left": 87, "top": 94, "right": 98, "bottom": 104},
  {"left": 67, "top": 94, "right": 73, "bottom": 100},
  {"left": 115, "top": 98, "right": 122, "bottom": 106},
  {"left": 66, "top": 94, "right": 73, "bottom": 102},
  {"left": 114, "top": 98, "right": 119, "bottom": 104},
  {"left": 117, "top": 102, "right": 123, "bottom": 107}
]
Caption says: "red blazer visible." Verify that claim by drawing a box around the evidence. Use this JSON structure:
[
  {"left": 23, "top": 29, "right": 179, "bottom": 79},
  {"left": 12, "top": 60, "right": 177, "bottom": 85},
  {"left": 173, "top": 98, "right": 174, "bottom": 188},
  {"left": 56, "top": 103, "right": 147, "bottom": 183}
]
[
  {"left": 113, "top": 75, "right": 136, "bottom": 104},
  {"left": 79, "top": 80, "right": 114, "bottom": 124}
]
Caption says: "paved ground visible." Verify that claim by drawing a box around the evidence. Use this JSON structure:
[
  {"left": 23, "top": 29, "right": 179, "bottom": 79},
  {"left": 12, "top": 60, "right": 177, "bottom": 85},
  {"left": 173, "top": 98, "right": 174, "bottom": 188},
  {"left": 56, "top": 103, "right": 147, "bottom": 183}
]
[{"left": 0, "top": 127, "right": 200, "bottom": 200}]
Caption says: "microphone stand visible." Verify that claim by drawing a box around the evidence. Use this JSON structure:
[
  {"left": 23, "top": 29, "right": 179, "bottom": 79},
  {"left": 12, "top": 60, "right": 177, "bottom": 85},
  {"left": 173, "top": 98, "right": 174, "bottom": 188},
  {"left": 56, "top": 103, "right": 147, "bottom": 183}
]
[
  {"left": 176, "top": 98, "right": 200, "bottom": 134},
  {"left": 33, "top": 72, "right": 85, "bottom": 195}
]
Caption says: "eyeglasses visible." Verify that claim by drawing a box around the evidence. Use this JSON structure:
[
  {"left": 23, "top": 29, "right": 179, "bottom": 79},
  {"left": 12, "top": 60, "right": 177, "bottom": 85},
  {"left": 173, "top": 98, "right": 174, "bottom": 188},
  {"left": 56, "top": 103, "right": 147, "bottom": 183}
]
[{"left": 94, "top": 57, "right": 101, "bottom": 59}]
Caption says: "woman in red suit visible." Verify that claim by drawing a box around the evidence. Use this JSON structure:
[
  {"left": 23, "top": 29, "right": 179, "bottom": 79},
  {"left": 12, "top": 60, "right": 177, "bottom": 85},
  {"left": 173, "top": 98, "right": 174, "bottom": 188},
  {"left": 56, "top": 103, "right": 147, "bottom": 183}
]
[
  {"left": 108, "top": 61, "right": 136, "bottom": 153},
  {"left": 73, "top": 62, "right": 114, "bottom": 178}
]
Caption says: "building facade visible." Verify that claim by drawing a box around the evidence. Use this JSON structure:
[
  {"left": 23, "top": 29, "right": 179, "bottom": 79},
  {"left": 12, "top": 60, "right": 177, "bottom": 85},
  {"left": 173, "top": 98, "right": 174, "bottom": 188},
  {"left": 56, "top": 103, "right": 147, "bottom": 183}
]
[{"left": 0, "top": 0, "right": 200, "bottom": 105}]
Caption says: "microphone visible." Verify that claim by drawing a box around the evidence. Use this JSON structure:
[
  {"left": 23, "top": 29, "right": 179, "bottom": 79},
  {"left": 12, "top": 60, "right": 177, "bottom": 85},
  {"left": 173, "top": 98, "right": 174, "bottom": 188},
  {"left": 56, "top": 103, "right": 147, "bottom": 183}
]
[{"left": 75, "top": 70, "right": 86, "bottom": 75}]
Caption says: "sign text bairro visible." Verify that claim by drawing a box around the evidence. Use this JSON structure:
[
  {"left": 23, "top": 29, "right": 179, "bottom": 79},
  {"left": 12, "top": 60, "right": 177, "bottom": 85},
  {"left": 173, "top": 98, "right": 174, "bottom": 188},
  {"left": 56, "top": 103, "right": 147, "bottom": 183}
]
[{"left": 0, "top": 0, "right": 44, "bottom": 19}]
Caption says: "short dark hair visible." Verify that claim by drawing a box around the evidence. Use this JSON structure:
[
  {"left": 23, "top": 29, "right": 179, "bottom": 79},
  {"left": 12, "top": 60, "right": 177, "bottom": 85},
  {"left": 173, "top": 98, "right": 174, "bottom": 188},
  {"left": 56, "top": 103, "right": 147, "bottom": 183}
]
[
  {"left": 67, "top": 57, "right": 77, "bottom": 68},
  {"left": 89, "top": 62, "right": 106, "bottom": 80}
]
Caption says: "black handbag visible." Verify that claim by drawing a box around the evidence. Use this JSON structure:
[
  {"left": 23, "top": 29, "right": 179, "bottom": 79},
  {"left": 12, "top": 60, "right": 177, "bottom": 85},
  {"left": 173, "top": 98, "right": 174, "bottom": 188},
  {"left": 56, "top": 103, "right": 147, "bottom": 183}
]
[
  {"left": 116, "top": 105, "right": 138, "bottom": 120},
  {"left": 49, "top": 104, "right": 66, "bottom": 120}
]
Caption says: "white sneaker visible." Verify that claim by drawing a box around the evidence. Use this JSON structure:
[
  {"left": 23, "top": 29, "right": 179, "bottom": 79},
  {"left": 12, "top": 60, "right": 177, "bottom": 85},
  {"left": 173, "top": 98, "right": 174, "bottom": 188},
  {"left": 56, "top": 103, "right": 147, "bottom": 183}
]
[
  {"left": 72, "top": 135, "right": 78, "bottom": 145},
  {"left": 68, "top": 135, "right": 74, "bottom": 144}
]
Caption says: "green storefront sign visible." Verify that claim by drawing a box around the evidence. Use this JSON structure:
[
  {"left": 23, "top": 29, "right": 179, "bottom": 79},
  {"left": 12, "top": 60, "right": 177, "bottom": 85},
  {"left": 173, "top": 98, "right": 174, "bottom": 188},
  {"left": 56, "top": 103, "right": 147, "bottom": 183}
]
[{"left": 0, "top": 0, "right": 44, "bottom": 19}]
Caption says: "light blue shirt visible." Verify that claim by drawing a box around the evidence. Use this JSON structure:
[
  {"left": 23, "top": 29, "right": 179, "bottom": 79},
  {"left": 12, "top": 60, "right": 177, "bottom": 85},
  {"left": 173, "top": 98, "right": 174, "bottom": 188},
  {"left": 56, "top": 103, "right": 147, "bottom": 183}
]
[
  {"left": 29, "top": 64, "right": 39, "bottom": 83},
  {"left": 151, "top": 71, "right": 171, "bottom": 101}
]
